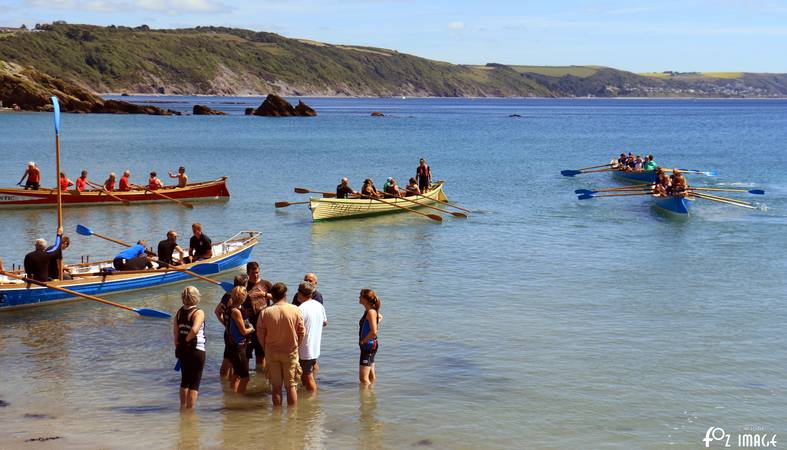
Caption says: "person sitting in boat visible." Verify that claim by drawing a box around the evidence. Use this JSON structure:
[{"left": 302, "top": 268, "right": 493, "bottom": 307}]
[
  {"left": 643, "top": 154, "right": 658, "bottom": 171},
  {"left": 47, "top": 235, "right": 72, "bottom": 280},
  {"left": 119, "top": 170, "right": 131, "bottom": 191},
  {"left": 168, "top": 166, "right": 188, "bottom": 188},
  {"left": 103, "top": 173, "right": 117, "bottom": 191},
  {"left": 75, "top": 170, "right": 91, "bottom": 193},
  {"left": 616, "top": 153, "right": 627, "bottom": 168},
  {"left": 654, "top": 171, "right": 671, "bottom": 197},
  {"left": 383, "top": 178, "right": 403, "bottom": 198},
  {"left": 157, "top": 231, "right": 186, "bottom": 266},
  {"left": 336, "top": 177, "right": 356, "bottom": 199},
  {"left": 59, "top": 172, "right": 74, "bottom": 191},
  {"left": 24, "top": 230, "right": 63, "bottom": 282},
  {"left": 17, "top": 162, "right": 41, "bottom": 190},
  {"left": 148, "top": 172, "right": 164, "bottom": 190},
  {"left": 113, "top": 240, "right": 153, "bottom": 271},
  {"left": 405, "top": 177, "right": 421, "bottom": 196},
  {"left": 634, "top": 156, "right": 644, "bottom": 171},
  {"left": 361, "top": 179, "right": 381, "bottom": 199},
  {"left": 186, "top": 223, "right": 212, "bottom": 263},
  {"left": 671, "top": 170, "right": 689, "bottom": 197},
  {"left": 416, "top": 158, "right": 432, "bottom": 193},
  {"left": 624, "top": 154, "right": 637, "bottom": 172}
]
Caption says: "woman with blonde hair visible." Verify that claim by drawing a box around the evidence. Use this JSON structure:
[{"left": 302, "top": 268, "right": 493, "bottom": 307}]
[
  {"left": 225, "top": 286, "right": 254, "bottom": 393},
  {"left": 358, "top": 288, "right": 381, "bottom": 385},
  {"left": 173, "top": 286, "right": 205, "bottom": 410}
]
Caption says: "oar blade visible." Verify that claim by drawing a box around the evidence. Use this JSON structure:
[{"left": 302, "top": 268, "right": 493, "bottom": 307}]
[
  {"left": 135, "top": 307, "right": 172, "bottom": 319},
  {"left": 574, "top": 189, "right": 593, "bottom": 195},
  {"left": 450, "top": 212, "right": 468, "bottom": 218},
  {"left": 749, "top": 189, "right": 765, "bottom": 195},
  {"left": 294, "top": 187, "right": 310, "bottom": 194},
  {"left": 275, "top": 201, "right": 291, "bottom": 208},
  {"left": 219, "top": 281, "right": 234, "bottom": 292},
  {"left": 427, "top": 214, "right": 443, "bottom": 222},
  {"left": 561, "top": 170, "right": 581, "bottom": 177},
  {"left": 577, "top": 194, "right": 594, "bottom": 200},
  {"left": 75, "top": 224, "right": 93, "bottom": 236}
]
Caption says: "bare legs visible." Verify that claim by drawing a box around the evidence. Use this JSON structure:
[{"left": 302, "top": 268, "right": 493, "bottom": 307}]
[
  {"left": 301, "top": 372, "right": 317, "bottom": 392},
  {"left": 271, "top": 384, "right": 298, "bottom": 406},
  {"left": 220, "top": 358, "right": 233, "bottom": 378},
  {"left": 230, "top": 375, "right": 249, "bottom": 394},
  {"left": 359, "top": 363, "right": 376, "bottom": 385},
  {"left": 179, "top": 388, "right": 199, "bottom": 410}
]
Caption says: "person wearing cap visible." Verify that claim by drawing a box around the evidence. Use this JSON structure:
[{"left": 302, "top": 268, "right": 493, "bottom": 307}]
[
  {"left": 336, "top": 177, "right": 356, "bottom": 199},
  {"left": 17, "top": 162, "right": 41, "bottom": 190},
  {"left": 119, "top": 170, "right": 131, "bottom": 191},
  {"left": 361, "top": 179, "right": 381, "bottom": 199},
  {"left": 297, "top": 281, "right": 327, "bottom": 393},
  {"left": 292, "top": 273, "right": 324, "bottom": 306}
]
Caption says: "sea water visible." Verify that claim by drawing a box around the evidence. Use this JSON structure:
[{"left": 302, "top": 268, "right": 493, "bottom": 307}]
[{"left": 0, "top": 98, "right": 785, "bottom": 448}]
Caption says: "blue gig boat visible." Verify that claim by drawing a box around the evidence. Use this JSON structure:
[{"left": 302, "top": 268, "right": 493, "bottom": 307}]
[
  {"left": 611, "top": 170, "right": 657, "bottom": 184},
  {"left": 651, "top": 195, "right": 692, "bottom": 215}
]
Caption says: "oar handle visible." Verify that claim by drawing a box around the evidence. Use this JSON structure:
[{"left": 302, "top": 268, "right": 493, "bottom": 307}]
[
  {"left": 384, "top": 193, "right": 466, "bottom": 217},
  {"left": 1, "top": 270, "right": 135, "bottom": 312},
  {"left": 362, "top": 194, "right": 442, "bottom": 221},
  {"left": 130, "top": 184, "right": 193, "bottom": 208}
]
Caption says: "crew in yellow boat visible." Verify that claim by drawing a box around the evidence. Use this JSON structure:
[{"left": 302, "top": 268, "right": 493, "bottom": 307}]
[
  {"left": 336, "top": 177, "right": 356, "bottom": 198},
  {"left": 383, "top": 177, "right": 403, "bottom": 197},
  {"left": 361, "top": 179, "right": 381, "bottom": 199},
  {"left": 405, "top": 177, "right": 421, "bottom": 196}
]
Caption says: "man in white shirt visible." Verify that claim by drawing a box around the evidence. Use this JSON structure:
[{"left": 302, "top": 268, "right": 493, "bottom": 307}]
[{"left": 297, "top": 281, "right": 327, "bottom": 392}]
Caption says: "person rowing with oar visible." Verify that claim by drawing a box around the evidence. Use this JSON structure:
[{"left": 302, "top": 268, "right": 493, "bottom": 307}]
[
  {"left": 361, "top": 179, "right": 382, "bottom": 199},
  {"left": 654, "top": 170, "right": 671, "bottom": 197},
  {"left": 405, "top": 177, "right": 421, "bottom": 196},
  {"left": 615, "top": 153, "right": 627, "bottom": 168},
  {"left": 59, "top": 172, "right": 74, "bottom": 191},
  {"left": 148, "top": 171, "right": 164, "bottom": 190},
  {"left": 383, "top": 177, "right": 403, "bottom": 198},
  {"left": 643, "top": 154, "right": 658, "bottom": 171},
  {"left": 102, "top": 172, "right": 117, "bottom": 191},
  {"left": 168, "top": 166, "right": 188, "bottom": 188},
  {"left": 336, "top": 177, "right": 356, "bottom": 199},
  {"left": 113, "top": 240, "right": 153, "bottom": 271},
  {"left": 17, "top": 161, "right": 41, "bottom": 190},
  {"left": 670, "top": 170, "right": 689, "bottom": 197}
]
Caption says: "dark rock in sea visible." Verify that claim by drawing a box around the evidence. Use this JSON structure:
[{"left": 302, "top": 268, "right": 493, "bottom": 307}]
[
  {"left": 192, "top": 104, "right": 226, "bottom": 115},
  {"left": 294, "top": 100, "right": 316, "bottom": 116},
  {"left": 120, "top": 92, "right": 130, "bottom": 96},
  {"left": 253, "top": 94, "right": 316, "bottom": 116},
  {"left": 509, "top": 113, "right": 522, "bottom": 118},
  {"left": 25, "top": 437, "right": 62, "bottom": 442},
  {"left": 244, "top": 107, "right": 255, "bottom": 115},
  {"left": 96, "top": 100, "right": 181, "bottom": 115},
  {"left": 413, "top": 439, "right": 433, "bottom": 446},
  {"left": 24, "top": 413, "right": 55, "bottom": 419},
  {"left": 371, "top": 111, "right": 384, "bottom": 117},
  {"left": 0, "top": 399, "right": 8, "bottom": 407}
]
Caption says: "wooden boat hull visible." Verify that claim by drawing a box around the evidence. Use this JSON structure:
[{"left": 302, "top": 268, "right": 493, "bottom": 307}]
[
  {"left": 0, "top": 231, "right": 259, "bottom": 310},
  {"left": 611, "top": 170, "right": 657, "bottom": 184},
  {"left": 652, "top": 195, "right": 692, "bottom": 215},
  {"left": 0, "top": 177, "right": 230, "bottom": 209},
  {"left": 309, "top": 181, "right": 448, "bottom": 222}
]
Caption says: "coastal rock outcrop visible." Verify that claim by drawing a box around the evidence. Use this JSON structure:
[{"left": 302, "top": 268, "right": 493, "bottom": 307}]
[
  {"left": 253, "top": 94, "right": 316, "bottom": 116},
  {"left": 193, "top": 104, "right": 227, "bottom": 115},
  {"left": 244, "top": 107, "right": 255, "bottom": 115}
]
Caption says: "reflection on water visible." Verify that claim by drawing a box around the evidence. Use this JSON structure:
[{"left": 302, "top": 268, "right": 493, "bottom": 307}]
[{"left": 358, "top": 387, "right": 382, "bottom": 450}]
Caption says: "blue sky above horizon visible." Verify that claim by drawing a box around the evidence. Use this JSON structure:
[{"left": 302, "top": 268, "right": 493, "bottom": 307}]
[{"left": 3, "top": 0, "right": 787, "bottom": 72}]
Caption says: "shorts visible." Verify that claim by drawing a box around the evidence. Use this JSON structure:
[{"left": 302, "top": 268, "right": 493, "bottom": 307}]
[
  {"left": 299, "top": 359, "right": 317, "bottom": 375},
  {"left": 228, "top": 343, "right": 249, "bottom": 378},
  {"left": 25, "top": 181, "right": 40, "bottom": 190},
  {"left": 359, "top": 340, "right": 379, "bottom": 367},
  {"left": 179, "top": 348, "right": 206, "bottom": 391},
  {"left": 246, "top": 334, "right": 264, "bottom": 362},
  {"left": 418, "top": 180, "right": 429, "bottom": 193},
  {"left": 222, "top": 332, "right": 232, "bottom": 360},
  {"left": 264, "top": 350, "right": 301, "bottom": 388}
]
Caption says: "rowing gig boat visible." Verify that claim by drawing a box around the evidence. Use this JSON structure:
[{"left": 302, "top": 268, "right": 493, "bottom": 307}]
[
  {"left": 0, "top": 231, "right": 259, "bottom": 310},
  {"left": 611, "top": 169, "right": 657, "bottom": 184},
  {"left": 309, "top": 181, "right": 448, "bottom": 222},
  {"left": 0, "top": 177, "right": 230, "bottom": 209},
  {"left": 651, "top": 194, "right": 693, "bottom": 215}
]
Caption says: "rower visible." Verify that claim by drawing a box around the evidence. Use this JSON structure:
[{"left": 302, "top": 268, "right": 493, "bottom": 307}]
[
  {"left": 383, "top": 177, "right": 402, "bottom": 197},
  {"left": 625, "top": 154, "right": 636, "bottom": 172},
  {"left": 59, "top": 172, "right": 74, "bottom": 191},
  {"left": 119, "top": 170, "right": 131, "bottom": 191},
  {"left": 654, "top": 171, "right": 671, "bottom": 197},
  {"left": 405, "top": 177, "right": 421, "bottom": 196},
  {"left": 671, "top": 170, "right": 689, "bottom": 197},
  {"left": 76, "top": 170, "right": 90, "bottom": 192},
  {"left": 186, "top": 223, "right": 212, "bottom": 263},
  {"left": 416, "top": 158, "right": 432, "bottom": 193},
  {"left": 48, "top": 235, "right": 71, "bottom": 280},
  {"left": 148, "top": 171, "right": 164, "bottom": 190},
  {"left": 361, "top": 179, "right": 381, "bottom": 199},
  {"left": 643, "top": 154, "right": 658, "bottom": 171},
  {"left": 157, "top": 231, "right": 186, "bottom": 266},
  {"left": 17, "top": 162, "right": 41, "bottom": 190},
  {"left": 336, "top": 177, "right": 356, "bottom": 198},
  {"left": 113, "top": 240, "right": 152, "bottom": 271},
  {"left": 168, "top": 166, "right": 188, "bottom": 188},
  {"left": 24, "top": 232, "right": 63, "bottom": 282},
  {"left": 634, "top": 156, "right": 643, "bottom": 171},
  {"left": 616, "top": 153, "right": 627, "bottom": 168},
  {"left": 103, "top": 173, "right": 117, "bottom": 191}
]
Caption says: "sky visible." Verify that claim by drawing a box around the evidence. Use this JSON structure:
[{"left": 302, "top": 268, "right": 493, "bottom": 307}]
[{"left": 2, "top": 0, "right": 787, "bottom": 72}]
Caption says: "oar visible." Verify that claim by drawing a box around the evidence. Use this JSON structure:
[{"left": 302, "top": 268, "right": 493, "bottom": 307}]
[
  {"left": 435, "top": 198, "right": 471, "bottom": 213},
  {"left": 275, "top": 200, "right": 310, "bottom": 208},
  {"left": 384, "top": 193, "right": 467, "bottom": 218},
  {"left": 663, "top": 168, "right": 718, "bottom": 177},
  {"left": 86, "top": 181, "right": 130, "bottom": 205},
  {"left": 689, "top": 187, "right": 764, "bottom": 195},
  {"left": 561, "top": 167, "right": 618, "bottom": 177},
  {"left": 362, "top": 195, "right": 442, "bottom": 222},
  {"left": 692, "top": 193, "right": 756, "bottom": 209},
  {"left": 578, "top": 191, "right": 654, "bottom": 200},
  {"left": 130, "top": 183, "right": 193, "bottom": 209},
  {"left": 0, "top": 270, "right": 171, "bottom": 318},
  {"left": 575, "top": 183, "right": 654, "bottom": 195},
  {"left": 691, "top": 192, "right": 753, "bottom": 206},
  {"left": 75, "top": 224, "right": 233, "bottom": 292},
  {"left": 578, "top": 163, "right": 614, "bottom": 171},
  {"left": 294, "top": 187, "right": 337, "bottom": 198}
]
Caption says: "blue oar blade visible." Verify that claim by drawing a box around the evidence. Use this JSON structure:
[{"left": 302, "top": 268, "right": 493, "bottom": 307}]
[
  {"left": 75, "top": 224, "right": 93, "bottom": 236},
  {"left": 577, "top": 194, "right": 594, "bottom": 200},
  {"left": 574, "top": 189, "right": 593, "bottom": 195},
  {"left": 561, "top": 170, "right": 582, "bottom": 177},
  {"left": 749, "top": 189, "right": 765, "bottom": 195},
  {"left": 51, "top": 96, "right": 61, "bottom": 135},
  {"left": 219, "top": 281, "right": 234, "bottom": 292},
  {"left": 135, "top": 308, "right": 171, "bottom": 318}
]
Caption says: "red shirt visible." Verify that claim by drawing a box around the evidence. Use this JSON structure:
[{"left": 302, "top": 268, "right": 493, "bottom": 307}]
[
  {"left": 28, "top": 167, "right": 41, "bottom": 183},
  {"left": 76, "top": 177, "right": 88, "bottom": 192},
  {"left": 148, "top": 177, "right": 161, "bottom": 190},
  {"left": 104, "top": 180, "right": 115, "bottom": 191},
  {"left": 60, "top": 177, "right": 73, "bottom": 191},
  {"left": 119, "top": 176, "right": 130, "bottom": 191}
]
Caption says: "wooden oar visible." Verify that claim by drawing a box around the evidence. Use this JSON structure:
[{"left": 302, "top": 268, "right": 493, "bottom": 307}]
[
  {"left": 578, "top": 191, "right": 654, "bottom": 200},
  {"left": 130, "top": 183, "right": 193, "bottom": 209},
  {"left": 383, "top": 193, "right": 467, "bottom": 218},
  {"left": 86, "top": 181, "right": 130, "bottom": 205},
  {"left": 663, "top": 168, "right": 718, "bottom": 177},
  {"left": 0, "top": 270, "right": 171, "bottom": 318},
  {"left": 689, "top": 187, "right": 764, "bottom": 195},
  {"left": 691, "top": 192, "right": 753, "bottom": 206},
  {"left": 692, "top": 193, "right": 756, "bottom": 209},
  {"left": 577, "top": 163, "right": 614, "bottom": 171},
  {"left": 361, "top": 195, "right": 442, "bottom": 222},
  {"left": 561, "top": 167, "right": 618, "bottom": 177},
  {"left": 434, "top": 198, "right": 471, "bottom": 213},
  {"left": 575, "top": 183, "right": 654, "bottom": 195},
  {"left": 294, "top": 187, "right": 336, "bottom": 198},
  {"left": 75, "top": 224, "right": 233, "bottom": 291},
  {"left": 275, "top": 200, "right": 310, "bottom": 208}
]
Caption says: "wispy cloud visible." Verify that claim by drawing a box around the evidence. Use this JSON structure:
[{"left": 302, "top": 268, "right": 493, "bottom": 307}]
[{"left": 448, "top": 21, "right": 464, "bottom": 30}]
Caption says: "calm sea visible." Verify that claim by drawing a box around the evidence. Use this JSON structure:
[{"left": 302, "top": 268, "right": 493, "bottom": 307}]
[{"left": 0, "top": 97, "right": 785, "bottom": 449}]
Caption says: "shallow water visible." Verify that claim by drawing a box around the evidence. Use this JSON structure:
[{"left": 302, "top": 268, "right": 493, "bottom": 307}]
[{"left": 0, "top": 98, "right": 785, "bottom": 448}]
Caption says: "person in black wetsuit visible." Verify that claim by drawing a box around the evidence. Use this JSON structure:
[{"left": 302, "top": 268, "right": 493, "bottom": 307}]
[
  {"left": 336, "top": 177, "right": 356, "bottom": 198},
  {"left": 214, "top": 273, "right": 249, "bottom": 379},
  {"left": 47, "top": 235, "right": 70, "bottom": 280},
  {"left": 186, "top": 223, "right": 212, "bottom": 263},
  {"left": 242, "top": 261, "right": 272, "bottom": 372},
  {"left": 157, "top": 231, "right": 186, "bottom": 266},
  {"left": 358, "top": 288, "right": 381, "bottom": 386},
  {"left": 24, "top": 232, "right": 62, "bottom": 282}
]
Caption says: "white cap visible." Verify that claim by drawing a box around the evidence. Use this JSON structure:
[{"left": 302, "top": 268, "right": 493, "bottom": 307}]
[{"left": 28, "top": 161, "right": 35, "bottom": 166}]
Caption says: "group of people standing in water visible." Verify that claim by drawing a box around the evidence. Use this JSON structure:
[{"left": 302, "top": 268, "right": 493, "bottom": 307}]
[
  {"left": 17, "top": 162, "right": 189, "bottom": 192},
  {"left": 335, "top": 158, "right": 433, "bottom": 199},
  {"left": 173, "top": 262, "right": 382, "bottom": 410}
]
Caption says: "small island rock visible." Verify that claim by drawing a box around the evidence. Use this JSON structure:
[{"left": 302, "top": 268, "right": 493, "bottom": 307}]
[
  {"left": 253, "top": 94, "right": 316, "bottom": 117},
  {"left": 193, "top": 104, "right": 227, "bottom": 115}
]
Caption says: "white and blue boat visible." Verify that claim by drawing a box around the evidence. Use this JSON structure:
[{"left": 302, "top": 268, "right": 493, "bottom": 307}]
[
  {"left": 0, "top": 231, "right": 259, "bottom": 310},
  {"left": 651, "top": 195, "right": 692, "bottom": 215},
  {"left": 611, "top": 169, "right": 657, "bottom": 184}
]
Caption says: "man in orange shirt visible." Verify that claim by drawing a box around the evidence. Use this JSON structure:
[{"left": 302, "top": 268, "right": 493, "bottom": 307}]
[
  {"left": 119, "top": 170, "right": 131, "bottom": 191},
  {"left": 59, "top": 172, "right": 74, "bottom": 191},
  {"left": 75, "top": 170, "right": 90, "bottom": 192},
  {"left": 17, "top": 162, "right": 41, "bottom": 190},
  {"left": 257, "top": 283, "right": 304, "bottom": 407}
]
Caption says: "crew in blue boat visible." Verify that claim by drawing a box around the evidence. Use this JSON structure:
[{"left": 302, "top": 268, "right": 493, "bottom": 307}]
[
  {"left": 654, "top": 170, "right": 671, "bottom": 197},
  {"left": 336, "top": 177, "right": 356, "bottom": 198},
  {"left": 24, "top": 230, "right": 63, "bottom": 282},
  {"left": 186, "top": 223, "right": 212, "bottom": 263},
  {"left": 157, "top": 231, "right": 186, "bottom": 266},
  {"left": 625, "top": 154, "right": 637, "bottom": 171},
  {"left": 643, "top": 154, "right": 658, "bottom": 171},
  {"left": 634, "top": 156, "right": 644, "bottom": 171},
  {"left": 616, "top": 153, "right": 627, "bottom": 167},
  {"left": 113, "top": 240, "right": 152, "bottom": 271},
  {"left": 173, "top": 286, "right": 205, "bottom": 410},
  {"left": 671, "top": 170, "right": 689, "bottom": 197},
  {"left": 47, "top": 235, "right": 71, "bottom": 280}
]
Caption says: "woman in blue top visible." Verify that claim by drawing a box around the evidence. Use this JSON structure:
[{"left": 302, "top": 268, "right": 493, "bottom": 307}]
[
  {"left": 173, "top": 286, "right": 205, "bottom": 410},
  {"left": 358, "top": 288, "right": 381, "bottom": 385},
  {"left": 225, "top": 286, "right": 254, "bottom": 394}
]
